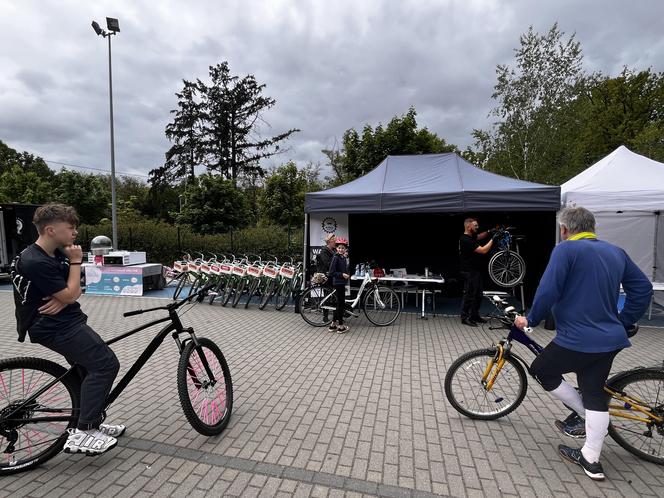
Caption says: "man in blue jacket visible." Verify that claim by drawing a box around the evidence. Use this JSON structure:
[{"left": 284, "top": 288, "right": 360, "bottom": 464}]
[{"left": 514, "top": 206, "right": 652, "bottom": 481}]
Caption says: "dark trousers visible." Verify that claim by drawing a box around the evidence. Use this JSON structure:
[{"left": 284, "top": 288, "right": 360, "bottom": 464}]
[
  {"left": 334, "top": 284, "right": 346, "bottom": 325},
  {"left": 30, "top": 319, "right": 120, "bottom": 430},
  {"left": 460, "top": 270, "right": 483, "bottom": 319},
  {"left": 530, "top": 342, "right": 620, "bottom": 412}
]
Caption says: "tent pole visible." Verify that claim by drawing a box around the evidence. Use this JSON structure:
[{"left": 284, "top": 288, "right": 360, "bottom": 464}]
[
  {"left": 653, "top": 211, "right": 660, "bottom": 282},
  {"left": 303, "top": 213, "right": 310, "bottom": 290}
]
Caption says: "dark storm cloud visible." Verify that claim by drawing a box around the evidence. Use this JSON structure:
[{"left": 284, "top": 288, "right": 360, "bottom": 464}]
[{"left": 1, "top": 0, "right": 663, "bottom": 178}]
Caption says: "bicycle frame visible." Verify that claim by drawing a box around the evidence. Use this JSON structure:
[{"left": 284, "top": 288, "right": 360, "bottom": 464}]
[
  {"left": 1, "top": 299, "right": 215, "bottom": 427},
  {"left": 480, "top": 303, "right": 662, "bottom": 425},
  {"left": 318, "top": 273, "right": 379, "bottom": 311}
]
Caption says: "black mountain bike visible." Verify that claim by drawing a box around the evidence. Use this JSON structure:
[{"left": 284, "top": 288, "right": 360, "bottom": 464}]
[
  {"left": 0, "top": 284, "right": 233, "bottom": 475},
  {"left": 444, "top": 291, "right": 664, "bottom": 465}
]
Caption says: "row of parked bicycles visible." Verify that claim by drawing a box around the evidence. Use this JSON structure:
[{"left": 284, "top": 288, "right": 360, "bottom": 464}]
[{"left": 164, "top": 253, "right": 304, "bottom": 310}]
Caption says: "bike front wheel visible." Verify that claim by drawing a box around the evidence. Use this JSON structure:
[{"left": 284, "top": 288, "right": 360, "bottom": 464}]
[
  {"left": 444, "top": 348, "right": 528, "bottom": 420},
  {"left": 0, "top": 357, "right": 80, "bottom": 475},
  {"left": 362, "top": 287, "right": 401, "bottom": 326},
  {"left": 177, "top": 338, "right": 233, "bottom": 436},
  {"left": 488, "top": 250, "right": 526, "bottom": 287},
  {"left": 607, "top": 369, "right": 664, "bottom": 465},
  {"left": 274, "top": 280, "right": 292, "bottom": 311}
]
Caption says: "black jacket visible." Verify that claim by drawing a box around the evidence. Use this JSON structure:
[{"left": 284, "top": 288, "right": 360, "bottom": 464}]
[
  {"left": 315, "top": 246, "right": 335, "bottom": 275},
  {"left": 329, "top": 253, "right": 349, "bottom": 286}
]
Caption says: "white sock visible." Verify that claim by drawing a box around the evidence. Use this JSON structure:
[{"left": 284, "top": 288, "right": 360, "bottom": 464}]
[
  {"left": 549, "top": 381, "right": 585, "bottom": 415},
  {"left": 581, "top": 410, "right": 609, "bottom": 463}
]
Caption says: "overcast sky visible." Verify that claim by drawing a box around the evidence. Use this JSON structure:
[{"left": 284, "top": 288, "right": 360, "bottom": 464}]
[{"left": 1, "top": 0, "right": 663, "bottom": 180}]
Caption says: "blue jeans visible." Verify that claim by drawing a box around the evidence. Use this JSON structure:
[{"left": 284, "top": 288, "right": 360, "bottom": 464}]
[{"left": 29, "top": 318, "right": 120, "bottom": 430}]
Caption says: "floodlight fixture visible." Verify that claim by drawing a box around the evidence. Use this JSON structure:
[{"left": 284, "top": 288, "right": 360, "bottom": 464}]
[
  {"left": 106, "top": 17, "right": 120, "bottom": 33},
  {"left": 91, "top": 21, "right": 104, "bottom": 36}
]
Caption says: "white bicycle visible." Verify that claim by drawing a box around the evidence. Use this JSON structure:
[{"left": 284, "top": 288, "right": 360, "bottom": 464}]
[{"left": 299, "top": 271, "right": 401, "bottom": 327}]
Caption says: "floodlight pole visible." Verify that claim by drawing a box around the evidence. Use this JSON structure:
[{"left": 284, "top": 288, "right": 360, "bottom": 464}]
[{"left": 107, "top": 32, "right": 118, "bottom": 249}]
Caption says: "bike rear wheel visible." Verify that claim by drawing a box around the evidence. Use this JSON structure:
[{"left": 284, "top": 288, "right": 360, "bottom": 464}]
[
  {"left": 607, "top": 369, "right": 664, "bottom": 465},
  {"left": 444, "top": 348, "right": 528, "bottom": 420},
  {"left": 299, "top": 286, "right": 336, "bottom": 326},
  {"left": 362, "top": 287, "right": 401, "bottom": 326},
  {"left": 177, "top": 338, "right": 233, "bottom": 436},
  {"left": 0, "top": 357, "right": 80, "bottom": 475},
  {"left": 488, "top": 250, "right": 526, "bottom": 287}
]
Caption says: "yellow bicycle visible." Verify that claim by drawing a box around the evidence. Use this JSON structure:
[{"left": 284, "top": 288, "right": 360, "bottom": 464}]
[{"left": 444, "top": 291, "right": 664, "bottom": 465}]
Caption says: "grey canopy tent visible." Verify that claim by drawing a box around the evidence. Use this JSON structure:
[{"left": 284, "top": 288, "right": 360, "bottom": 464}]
[
  {"left": 302, "top": 154, "right": 561, "bottom": 308},
  {"left": 305, "top": 153, "right": 560, "bottom": 213}
]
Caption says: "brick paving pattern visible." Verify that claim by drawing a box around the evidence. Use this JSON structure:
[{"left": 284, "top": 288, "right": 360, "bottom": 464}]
[{"left": 0, "top": 292, "right": 663, "bottom": 497}]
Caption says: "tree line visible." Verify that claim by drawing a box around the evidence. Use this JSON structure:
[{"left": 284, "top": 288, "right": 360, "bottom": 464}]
[{"left": 1, "top": 23, "right": 663, "bottom": 237}]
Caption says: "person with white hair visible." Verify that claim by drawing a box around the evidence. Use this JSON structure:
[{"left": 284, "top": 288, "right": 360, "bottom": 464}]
[{"left": 514, "top": 206, "right": 652, "bottom": 481}]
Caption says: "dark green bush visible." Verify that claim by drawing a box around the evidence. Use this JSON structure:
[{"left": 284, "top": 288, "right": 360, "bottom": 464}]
[{"left": 78, "top": 220, "right": 303, "bottom": 265}]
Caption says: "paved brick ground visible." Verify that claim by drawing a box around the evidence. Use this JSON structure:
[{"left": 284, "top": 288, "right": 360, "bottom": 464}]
[{"left": 0, "top": 292, "right": 663, "bottom": 497}]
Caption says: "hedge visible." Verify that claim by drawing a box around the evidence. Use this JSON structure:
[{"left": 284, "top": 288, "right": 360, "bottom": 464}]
[{"left": 78, "top": 220, "right": 304, "bottom": 265}]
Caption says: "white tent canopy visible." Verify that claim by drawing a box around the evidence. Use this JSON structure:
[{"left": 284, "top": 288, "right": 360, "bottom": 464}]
[
  {"left": 561, "top": 146, "right": 664, "bottom": 306},
  {"left": 562, "top": 146, "right": 664, "bottom": 211}
]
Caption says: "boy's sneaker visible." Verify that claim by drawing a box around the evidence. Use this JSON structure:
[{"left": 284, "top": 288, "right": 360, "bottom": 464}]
[
  {"left": 555, "top": 413, "right": 586, "bottom": 439},
  {"left": 99, "top": 423, "right": 127, "bottom": 438},
  {"left": 63, "top": 428, "right": 118, "bottom": 456},
  {"left": 328, "top": 323, "right": 338, "bottom": 332},
  {"left": 558, "top": 444, "right": 605, "bottom": 481},
  {"left": 336, "top": 325, "right": 349, "bottom": 334}
]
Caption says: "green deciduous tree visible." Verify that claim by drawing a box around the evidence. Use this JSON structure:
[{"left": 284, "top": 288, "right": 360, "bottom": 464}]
[
  {"left": 328, "top": 107, "right": 457, "bottom": 183},
  {"left": 175, "top": 174, "right": 250, "bottom": 234},
  {"left": 472, "top": 23, "right": 587, "bottom": 184},
  {"left": 53, "top": 170, "right": 111, "bottom": 224},
  {"left": 261, "top": 162, "right": 309, "bottom": 229},
  {"left": 0, "top": 165, "right": 52, "bottom": 204}
]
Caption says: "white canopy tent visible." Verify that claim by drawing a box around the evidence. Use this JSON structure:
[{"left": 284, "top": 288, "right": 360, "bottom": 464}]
[{"left": 561, "top": 146, "right": 664, "bottom": 307}]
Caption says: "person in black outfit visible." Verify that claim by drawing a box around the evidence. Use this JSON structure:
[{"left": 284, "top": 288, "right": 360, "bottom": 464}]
[
  {"left": 328, "top": 237, "right": 350, "bottom": 333},
  {"left": 315, "top": 233, "right": 336, "bottom": 277},
  {"left": 11, "top": 204, "right": 124, "bottom": 456},
  {"left": 459, "top": 218, "right": 499, "bottom": 326}
]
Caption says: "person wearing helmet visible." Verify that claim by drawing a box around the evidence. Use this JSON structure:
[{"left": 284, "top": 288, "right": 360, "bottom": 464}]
[
  {"left": 328, "top": 237, "right": 350, "bottom": 333},
  {"left": 11, "top": 204, "right": 125, "bottom": 456}
]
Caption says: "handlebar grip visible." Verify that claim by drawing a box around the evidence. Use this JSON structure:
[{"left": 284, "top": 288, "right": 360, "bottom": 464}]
[{"left": 123, "top": 309, "right": 144, "bottom": 317}]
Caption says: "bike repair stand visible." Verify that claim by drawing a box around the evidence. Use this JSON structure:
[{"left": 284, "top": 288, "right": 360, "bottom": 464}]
[{"left": 514, "top": 242, "right": 526, "bottom": 312}]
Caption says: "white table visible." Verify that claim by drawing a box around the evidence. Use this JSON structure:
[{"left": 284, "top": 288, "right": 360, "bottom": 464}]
[{"left": 351, "top": 275, "right": 445, "bottom": 319}]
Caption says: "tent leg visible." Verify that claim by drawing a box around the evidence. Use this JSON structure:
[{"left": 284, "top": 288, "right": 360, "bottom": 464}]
[{"left": 303, "top": 213, "right": 310, "bottom": 290}]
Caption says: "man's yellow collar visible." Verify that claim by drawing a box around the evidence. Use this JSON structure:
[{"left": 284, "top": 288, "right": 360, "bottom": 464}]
[{"left": 567, "top": 232, "right": 597, "bottom": 241}]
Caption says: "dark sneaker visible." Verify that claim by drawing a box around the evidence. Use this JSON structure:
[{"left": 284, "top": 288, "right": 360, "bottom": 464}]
[
  {"left": 336, "top": 325, "right": 350, "bottom": 334},
  {"left": 558, "top": 445, "right": 605, "bottom": 481},
  {"left": 461, "top": 318, "right": 478, "bottom": 327},
  {"left": 471, "top": 316, "right": 488, "bottom": 324},
  {"left": 328, "top": 323, "right": 338, "bottom": 332},
  {"left": 555, "top": 413, "right": 586, "bottom": 439}
]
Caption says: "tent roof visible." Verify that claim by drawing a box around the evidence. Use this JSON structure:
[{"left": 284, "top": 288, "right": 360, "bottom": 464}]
[
  {"left": 305, "top": 153, "right": 560, "bottom": 213},
  {"left": 561, "top": 146, "right": 664, "bottom": 211}
]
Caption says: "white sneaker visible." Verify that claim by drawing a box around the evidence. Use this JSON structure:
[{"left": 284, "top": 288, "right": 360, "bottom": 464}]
[
  {"left": 63, "top": 428, "right": 118, "bottom": 456},
  {"left": 99, "top": 423, "right": 127, "bottom": 438}
]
